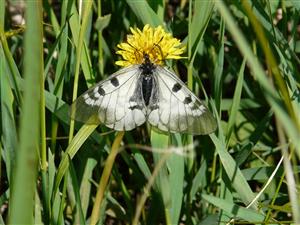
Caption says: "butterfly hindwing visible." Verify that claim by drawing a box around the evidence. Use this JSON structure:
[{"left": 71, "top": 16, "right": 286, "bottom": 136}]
[
  {"left": 147, "top": 66, "right": 217, "bottom": 134},
  {"left": 71, "top": 65, "right": 147, "bottom": 130}
]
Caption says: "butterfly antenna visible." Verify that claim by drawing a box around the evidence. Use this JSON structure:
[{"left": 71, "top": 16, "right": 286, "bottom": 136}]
[
  {"left": 152, "top": 36, "right": 165, "bottom": 64},
  {"left": 127, "top": 42, "right": 143, "bottom": 62}
]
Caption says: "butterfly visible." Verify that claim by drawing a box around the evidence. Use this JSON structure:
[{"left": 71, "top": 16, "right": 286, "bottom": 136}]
[{"left": 71, "top": 54, "right": 217, "bottom": 135}]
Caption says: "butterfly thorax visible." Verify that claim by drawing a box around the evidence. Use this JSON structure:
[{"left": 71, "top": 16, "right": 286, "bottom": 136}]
[
  {"left": 139, "top": 54, "right": 157, "bottom": 106},
  {"left": 139, "top": 54, "right": 156, "bottom": 74}
]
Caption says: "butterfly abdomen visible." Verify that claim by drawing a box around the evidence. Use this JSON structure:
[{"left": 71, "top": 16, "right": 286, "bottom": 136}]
[{"left": 141, "top": 74, "right": 154, "bottom": 106}]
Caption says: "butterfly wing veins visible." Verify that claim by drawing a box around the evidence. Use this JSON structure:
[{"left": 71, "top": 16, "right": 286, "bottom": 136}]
[
  {"left": 147, "top": 66, "right": 217, "bottom": 134},
  {"left": 71, "top": 65, "right": 147, "bottom": 130}
]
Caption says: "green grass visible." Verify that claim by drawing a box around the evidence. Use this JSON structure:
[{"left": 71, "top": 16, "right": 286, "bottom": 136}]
[{"left": 1, "top": 1, "right": 300, "bottom": 224}]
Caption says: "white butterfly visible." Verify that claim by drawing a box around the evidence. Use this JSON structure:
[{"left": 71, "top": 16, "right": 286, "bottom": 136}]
[{"left": 71, "top": 54, "right": 217, "bottom": 135}]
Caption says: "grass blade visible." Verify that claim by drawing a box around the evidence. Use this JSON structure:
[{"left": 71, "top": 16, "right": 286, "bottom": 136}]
[{"left": 8, "top": 2, "right": 43, "bottom": 224}]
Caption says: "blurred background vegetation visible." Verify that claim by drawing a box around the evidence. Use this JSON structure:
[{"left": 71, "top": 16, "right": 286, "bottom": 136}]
[{"left": 0, "top": 0, "right": 300, "bottom": 224}]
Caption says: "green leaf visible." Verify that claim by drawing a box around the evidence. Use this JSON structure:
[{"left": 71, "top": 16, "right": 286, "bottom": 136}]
[
  {"left": 226, "top": 59, "right": 246, "bottom": 143},
  {"left": 95, "top": 14, "right": 111, "bottom": 32},
  {"left": 0, "top": 47, "right": 18, "bottom": 184},
  {"left": 202, "top": 194, "right": 265, "bottom": 222},
  {"left": 52, "top": 124, "right": 98, "bottom": 201},
  {"left": 126, "top": 0, "right": 163, "bottom": 26},
  {"left": 211, "top": 134, "right": 257, "bottom": 209}
]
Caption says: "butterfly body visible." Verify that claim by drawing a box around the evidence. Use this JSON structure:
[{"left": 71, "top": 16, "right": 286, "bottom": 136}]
[{"left": 71, "top": 55, "right": 217, "bottom": 135}]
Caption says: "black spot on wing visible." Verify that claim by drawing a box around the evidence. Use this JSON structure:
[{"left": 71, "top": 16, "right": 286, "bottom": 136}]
[
  {"left": 184, "top": 95, "right": 192, "bottom": 104},
  {"left": 110, "top": 77, "right": 119, "bottom": 87},
  {"left": 89, "top": 94, "right": 99, "bottom": 101},
  {"left": 172, "top": 83, "right": 182, "bottom": 92},
  {"left": 129, "top": 105, "right": 143, "bottom": 110},
  {"left": 149, "top": 104, "right": 159, "bottom": 110},
  {"left": 191, "top": 103, "right": 198, "bottom": 110},
  {"left": 98, "top": 86, "right": 105, "bottom": 96},
  {"left": 191, "top": 101, "right": 202, "bottom": 110}
]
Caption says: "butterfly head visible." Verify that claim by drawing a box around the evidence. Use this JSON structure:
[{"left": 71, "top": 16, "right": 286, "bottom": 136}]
[
  {"left": 140, "top": 53, "right": 156, "bottom": 74},
  {"left": 142, "top": 53, "right": 151, "bottom": 64}
]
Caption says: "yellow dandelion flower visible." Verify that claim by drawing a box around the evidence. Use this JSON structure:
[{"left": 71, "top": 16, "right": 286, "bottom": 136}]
[{"left": 116, "top": 24, "right": 185, "bottom": 67}]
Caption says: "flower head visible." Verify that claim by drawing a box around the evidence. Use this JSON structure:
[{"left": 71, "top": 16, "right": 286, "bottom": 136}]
[{"left": 116, "top": 24, "right": 185, "bottom": 67}]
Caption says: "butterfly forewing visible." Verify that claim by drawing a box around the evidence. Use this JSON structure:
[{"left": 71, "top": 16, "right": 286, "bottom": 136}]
[
  {"left": 71, "top": 65, "right": 147, "bottom": 130},
  {"left": 147, "top": 66, "right": 217, "bottom": 134}
]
